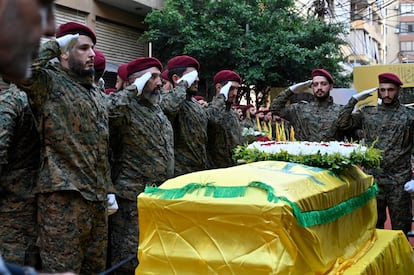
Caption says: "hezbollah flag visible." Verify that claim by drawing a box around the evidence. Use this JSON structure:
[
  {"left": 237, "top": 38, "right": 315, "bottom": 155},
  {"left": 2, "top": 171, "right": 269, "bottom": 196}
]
[{"left": 135, "top": 161, "right": 411, "bottom": 274}]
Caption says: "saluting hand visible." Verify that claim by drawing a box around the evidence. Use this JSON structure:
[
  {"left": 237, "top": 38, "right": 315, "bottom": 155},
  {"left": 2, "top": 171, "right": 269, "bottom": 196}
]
[
  {"left": 56, "top": 33, "right": 79, "bottom": 53},
  {"left": 177, "top": 70, "right": 198, "bottom": 88},
  {"left": 219, "top": 81, "right": 232, "bottom": 100},
  {"left": 352, "top": 87, "right": 377, "bottom": 101},
  {"left": 289, "top": 80, "right": 312, "bottom": 94},
  {"left": 132, "top": 72, "right": 152, "bottom": 96}
]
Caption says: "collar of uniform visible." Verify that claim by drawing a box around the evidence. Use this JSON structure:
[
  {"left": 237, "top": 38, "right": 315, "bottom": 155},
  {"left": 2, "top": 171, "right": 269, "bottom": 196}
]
[{"left": 313, "top": 95, "right": 334, "bottom": 107}]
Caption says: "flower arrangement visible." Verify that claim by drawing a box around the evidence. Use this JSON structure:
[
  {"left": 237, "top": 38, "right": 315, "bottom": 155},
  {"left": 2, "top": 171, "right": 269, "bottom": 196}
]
[{"left": 233, "top": 141, "right": 382, "bottom": 172}]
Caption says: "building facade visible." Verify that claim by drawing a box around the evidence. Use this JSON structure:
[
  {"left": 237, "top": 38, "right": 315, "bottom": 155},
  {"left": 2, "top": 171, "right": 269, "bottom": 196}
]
[
  {"left": 53, "top": 0, "right": 164, "bottom": 88},
  {"left": 395, "top": 1, "right": 414, "bottom": 63}
]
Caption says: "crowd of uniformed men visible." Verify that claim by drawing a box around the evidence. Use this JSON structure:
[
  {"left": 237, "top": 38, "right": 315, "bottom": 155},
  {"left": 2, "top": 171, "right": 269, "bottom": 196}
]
[{"left": 1, "top": 17, "right": 414, "bottom": 275}]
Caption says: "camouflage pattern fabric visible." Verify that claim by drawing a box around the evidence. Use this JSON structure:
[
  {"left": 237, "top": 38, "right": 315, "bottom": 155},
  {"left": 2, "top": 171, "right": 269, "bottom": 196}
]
[
  {"left": 376, "top": 184, "right": 412, "bottom": 234},
  {"left": 206, "top": 95, "right": 242, "bottom": 168},
  {"left": 240, "top": 117, "right": 255, "bottom": 130},
  {"left": 337, "top": 97, "right": 414, "bottom": 233},
  {"left": 107, "top": 88, "right": 174, "bottom": 201},
  {"left": 160, "top": 84, "right": 209, "bottom": 176},
  {"left": 13, "top": 40, "right": 111, "bottom": 272},
  {"left": 0, "top": 85, "right": 40, "bottom": 266},
  {"left": 107, "top": 87, "right": 174, "bottom": 274},
  {"left": 14, "top": 40, "right": 112, "bottom": 201},
  {"left": 270, "top": 88, "right": 345, "bottom": 141},
  {"left": 0, "top": 210, "right": 38, "bottom": 267},
  {"left": 37, "top": 191, "right": 107, "bottom": 274},
  {"left": 108, "top": 197, "right": 138, "bottom": 275}
]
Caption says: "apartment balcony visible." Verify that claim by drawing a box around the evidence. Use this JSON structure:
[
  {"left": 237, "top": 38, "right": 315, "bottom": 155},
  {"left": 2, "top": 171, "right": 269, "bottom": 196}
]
[
  {"left": 351, "top": 20, "right": 382, "bottom": 42},
  {"left": 347, "top": 54, "right": 374, "bottom": 65}
]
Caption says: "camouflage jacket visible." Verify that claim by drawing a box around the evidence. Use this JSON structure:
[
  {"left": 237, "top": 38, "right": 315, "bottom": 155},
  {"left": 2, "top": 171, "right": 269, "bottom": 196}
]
[
  {"left": 160, "top": 84, "right": 209, "bottom": 176},
  {"left": 0, "top": 85, "right": 40, "bottom": 211},
  {"left": 270, "top": 88, "right": 345, "bottom": 141},
  {"left": 206, "top": 94, "right": 242, "bottom": 168},
  {"left": 107, "top": 88, "right": 174, "bottom": 200},
  {"left": 337, "top": 98, "right": 414, "bottom": 184},
  {"left": 14, "top": 40, "right": 111, "bottom": 201}
]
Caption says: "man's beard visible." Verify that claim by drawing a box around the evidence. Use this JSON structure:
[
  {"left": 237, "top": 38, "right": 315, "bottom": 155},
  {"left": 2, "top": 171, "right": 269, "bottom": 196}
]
[
  {"left": 142, "top": 89, "right": 160, "bottom": 105},
  {"left": 69, "top": 56, "right": 95, "bottom": 77},
  {"left": 380, "top": 96, "right": 396, "bottom": 105},
  {"left": 315, "top": 91, "right": 330, "bottom": 101}
]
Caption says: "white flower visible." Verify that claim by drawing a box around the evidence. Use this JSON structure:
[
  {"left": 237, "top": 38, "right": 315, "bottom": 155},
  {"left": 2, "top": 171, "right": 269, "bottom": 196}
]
[{"left": 247, "top": 141, "right": 367, "bottom": 157}]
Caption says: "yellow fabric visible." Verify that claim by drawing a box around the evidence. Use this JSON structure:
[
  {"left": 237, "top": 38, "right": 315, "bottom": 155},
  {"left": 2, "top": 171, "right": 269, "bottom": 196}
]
[
  {"left": 343, "top": 229, "right": 414, "bottom": 274},
  {"left": 136, "top": 161, "right": 377, "bottom": 274}
]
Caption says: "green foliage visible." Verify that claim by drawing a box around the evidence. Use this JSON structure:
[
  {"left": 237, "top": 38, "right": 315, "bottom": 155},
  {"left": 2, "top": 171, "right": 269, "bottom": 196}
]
[
  {"left": 232, "top": 144, "right": 382, "bottom": 173},
  {"left": 143, "top": 0, "right": 349, "bottom": 98}
]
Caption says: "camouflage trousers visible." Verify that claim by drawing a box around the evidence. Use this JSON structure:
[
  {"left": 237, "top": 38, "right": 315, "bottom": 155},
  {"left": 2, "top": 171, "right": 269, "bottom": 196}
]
[
  {"left": 0, "top": 199, "right": 39, "bottom": 267},
  {"left": 109, "top": 197, "right": 138, "bottom": 275},
  {"left": 376, "top": 183, "right": 413, "bottom": 235},
  {"left": 37, "top": 191, "right": 108, "bottom": 274}
]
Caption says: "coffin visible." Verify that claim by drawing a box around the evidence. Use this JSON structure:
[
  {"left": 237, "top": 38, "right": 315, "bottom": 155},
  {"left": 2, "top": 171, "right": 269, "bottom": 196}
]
[{"left": 135, "top": 161, "right": 386, "bottom": 274}]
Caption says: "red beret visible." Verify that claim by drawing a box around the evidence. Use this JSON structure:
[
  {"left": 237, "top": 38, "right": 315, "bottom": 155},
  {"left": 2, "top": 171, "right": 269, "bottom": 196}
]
[
  {"left": 93, "top": 49, "right": 106, "bottom": 72},
  {"left": 194, "top": 95, "right": 206, "bottom": 101},
  {"left": 246, "top": 104, "right": 255, "bottom": 109},
  {"left": 56, "top": 22, "right": 96, "bottom": 44},
  {"left": 378, "top": 72, "right": 403, "bottom": 86},
  {"left": 161, "top": 69, "right": 169, "bottom": 80},
  {"left": 311, "top": 68, "right": 334, "bottom": 84},
  {"left": 213, "top": 70, "right": 242, "bottom": 84},
  {"left": 117, "top": 64, "right": 128, "bottom": 81},
  {"left": 105, "top": 88, "right": 117, "bottom": 95},
  {"left": 167, "top": 55, "right": 200, "bottom": 71},
  {"left": 126, "top": 57, "right": 163, "bottom": 77}
]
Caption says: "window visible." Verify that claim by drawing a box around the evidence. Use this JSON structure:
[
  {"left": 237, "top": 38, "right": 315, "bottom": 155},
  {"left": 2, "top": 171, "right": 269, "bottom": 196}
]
[
  {"left": 401, "top": 3, "right": 414, "bottom": 15},
  {"left": 400, "top": 22, "right": 414, "bottom": 33},
  {"left": 401, "top": 41, "right": 414, "bottom": 52}
]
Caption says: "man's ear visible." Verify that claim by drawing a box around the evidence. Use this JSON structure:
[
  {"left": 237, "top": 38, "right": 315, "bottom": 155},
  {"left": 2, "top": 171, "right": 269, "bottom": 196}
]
[
  {"left": 61, "top": 51, "right": 69, "bottom": 60},
  {"left": 172, "top": 74, "right": 180, "bottom": 84},
  {"left": 215, "top": 83, "right": 222, "bottom": 94}
]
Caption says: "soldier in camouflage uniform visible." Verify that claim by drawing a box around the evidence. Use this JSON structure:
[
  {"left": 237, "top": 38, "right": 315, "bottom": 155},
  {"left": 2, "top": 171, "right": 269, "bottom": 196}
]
[
  {"left": 240, "top": 104, "right": 256, "bottom": 130},
  {"left": 270, "top": 69, "right": 346, "bottom": 142},
  {"left": 14, "top": 22, "right": 113, "bottom": 274},
  {"left": 93, "top": 49, "right": 106, "bottom": 92},
  {"left": 206, "top": 70, "right": 243, "bottom": 168},
  {"left": 115, "top": 64, "right": 129, "bottom": 92},
  {"left": 160, "top": 55, "right": 209, "bottom": 176},
  {"left": 0, "top": 84, "right": 40, "bottom": 267},
  {"left": 337, "top": 72, "right": 414, "bottom": 235},
  {"left": 107, "top": 57, "right": 174, "bottom": 274}
]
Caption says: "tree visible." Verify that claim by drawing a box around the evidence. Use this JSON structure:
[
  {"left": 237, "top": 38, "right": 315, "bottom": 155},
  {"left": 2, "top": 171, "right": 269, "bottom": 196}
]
[{"left": 142, "top": 0, "right": 349, "bottom": 106}]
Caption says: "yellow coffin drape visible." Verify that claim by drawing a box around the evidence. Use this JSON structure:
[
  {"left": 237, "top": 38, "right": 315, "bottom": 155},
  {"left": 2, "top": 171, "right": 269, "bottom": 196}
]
[
  {"left": 343, "top": 229, "right": 414, "bottom": 274},
  {"left": 136, "top": 161, "right": 382, "bottom": 274}
]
